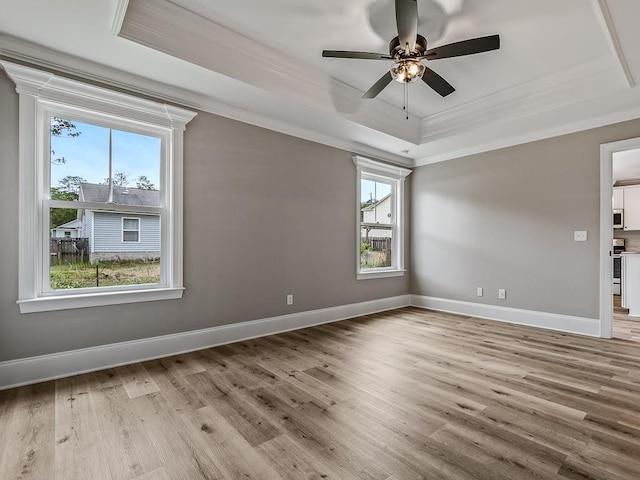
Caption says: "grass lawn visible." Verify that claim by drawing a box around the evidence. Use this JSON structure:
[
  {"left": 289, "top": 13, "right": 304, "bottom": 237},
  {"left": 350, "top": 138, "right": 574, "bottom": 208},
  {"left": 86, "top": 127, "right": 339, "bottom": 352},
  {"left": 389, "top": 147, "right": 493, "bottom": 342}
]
[{"left": 50, "top": 261, "right": 160, "bottom": 289}]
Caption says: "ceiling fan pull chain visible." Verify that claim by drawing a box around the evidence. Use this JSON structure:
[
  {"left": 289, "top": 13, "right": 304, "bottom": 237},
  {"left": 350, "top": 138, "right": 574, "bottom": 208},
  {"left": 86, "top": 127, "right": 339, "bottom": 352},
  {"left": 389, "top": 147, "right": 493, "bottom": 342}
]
[{"left": 405, "top": 81, "right": 409, "bottom": 120}]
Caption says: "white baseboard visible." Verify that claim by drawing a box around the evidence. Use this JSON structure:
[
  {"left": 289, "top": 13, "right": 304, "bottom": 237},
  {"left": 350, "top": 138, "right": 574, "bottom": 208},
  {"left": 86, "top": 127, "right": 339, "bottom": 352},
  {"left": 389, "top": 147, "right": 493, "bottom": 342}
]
[
  {"left": 0, "top": 295, "right": 411, "bottom": 390},
  {"left": 411, "top": 295, "right": 601, "bottom": 337}
]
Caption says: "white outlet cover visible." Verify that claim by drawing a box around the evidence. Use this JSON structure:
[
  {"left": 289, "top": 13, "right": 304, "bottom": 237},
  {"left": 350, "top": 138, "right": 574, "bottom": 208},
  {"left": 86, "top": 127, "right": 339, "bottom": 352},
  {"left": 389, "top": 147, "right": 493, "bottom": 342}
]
[{"left": 574, "top": 230, "right": 587, "bottom": 242}]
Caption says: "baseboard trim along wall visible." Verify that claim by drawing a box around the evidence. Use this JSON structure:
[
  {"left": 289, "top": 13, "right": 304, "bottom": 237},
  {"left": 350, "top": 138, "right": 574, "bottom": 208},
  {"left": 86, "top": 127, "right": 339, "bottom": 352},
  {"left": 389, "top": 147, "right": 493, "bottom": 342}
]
[
  {"left": 411, "top": 295, "right": 601, "bottom": 338},
  {"left": 0, "top": 295, "right": 412, "bottom": 391}
]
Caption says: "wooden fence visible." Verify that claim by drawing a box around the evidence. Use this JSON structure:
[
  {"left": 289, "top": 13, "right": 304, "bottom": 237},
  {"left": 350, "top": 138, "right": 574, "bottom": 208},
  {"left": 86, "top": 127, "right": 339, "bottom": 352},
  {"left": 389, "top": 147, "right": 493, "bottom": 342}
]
[
  {"left": 50, "top": 237, "right": 89, "bottom": 265},
  {"left": 362, "top": 237, "right": 391, "bottom": 252}
]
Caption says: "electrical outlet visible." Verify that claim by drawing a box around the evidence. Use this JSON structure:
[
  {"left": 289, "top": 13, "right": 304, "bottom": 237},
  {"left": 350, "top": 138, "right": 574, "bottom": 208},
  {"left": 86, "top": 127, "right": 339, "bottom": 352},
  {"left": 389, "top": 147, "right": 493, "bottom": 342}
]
[
  {"left": 286, "top": 294, "right": 294, "bottom": 306},
  {"left": 477, "top": 287, "right": 483, "bottom": 297},
  {"left": 498, "top": 289, "right": 506, "bottom": 300},
  {"left": 574, "top": 230, "right": 587, "bottom": 242}
]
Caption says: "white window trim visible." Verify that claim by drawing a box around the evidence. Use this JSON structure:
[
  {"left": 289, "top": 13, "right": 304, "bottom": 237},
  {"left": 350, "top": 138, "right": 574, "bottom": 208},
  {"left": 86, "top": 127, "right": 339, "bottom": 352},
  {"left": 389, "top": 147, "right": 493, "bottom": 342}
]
[
  {"left": 122, "top": 217, "right": 141, "bottom": 243},
  {"left": 353, "top": 155, "right": 411, "bottom": 280},
  {"left": 2, "top": 61, "right": 197, "bottom": 313}
]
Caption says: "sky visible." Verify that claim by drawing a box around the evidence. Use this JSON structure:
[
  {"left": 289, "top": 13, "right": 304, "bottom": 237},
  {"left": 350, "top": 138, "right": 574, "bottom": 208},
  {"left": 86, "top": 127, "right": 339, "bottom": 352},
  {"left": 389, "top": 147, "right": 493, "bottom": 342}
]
[
  {"left": 361, "top": 178, "right": 391, "bottom": 203},
  {"left": 50, "top": 119, "right": 161, "bottom": 189}
]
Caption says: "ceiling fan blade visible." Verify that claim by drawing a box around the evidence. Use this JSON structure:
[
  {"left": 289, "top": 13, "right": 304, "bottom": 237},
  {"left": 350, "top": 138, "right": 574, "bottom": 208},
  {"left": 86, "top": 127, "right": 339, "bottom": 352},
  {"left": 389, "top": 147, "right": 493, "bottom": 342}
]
[
  {"left": 395, "top": 0, "right": 418, "bottom": 52},
  {"left": 363, "top": 72, "right": 393, "bottom": 99},
  {"left": 322, "top": 50, "right": 392, "bottom": 60},
  {"left": 425, "top": 35, "right": 500, "bottom": 60},
  {"left": 421, "top": 67, "right": 455, "bottom": 97}
]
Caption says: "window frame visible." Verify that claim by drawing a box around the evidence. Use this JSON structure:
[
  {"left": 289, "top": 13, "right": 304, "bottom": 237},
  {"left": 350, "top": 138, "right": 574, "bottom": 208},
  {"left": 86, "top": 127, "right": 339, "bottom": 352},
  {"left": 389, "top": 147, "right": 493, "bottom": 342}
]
[
  {"left": 353, "top": 155, "right": 411, "bottom": 280},
  {"left": 2, "top": 61, "right": 197, "bottom": 313},
  {"left": 122, "top": 217, "right": 141, "bottom": 243}
]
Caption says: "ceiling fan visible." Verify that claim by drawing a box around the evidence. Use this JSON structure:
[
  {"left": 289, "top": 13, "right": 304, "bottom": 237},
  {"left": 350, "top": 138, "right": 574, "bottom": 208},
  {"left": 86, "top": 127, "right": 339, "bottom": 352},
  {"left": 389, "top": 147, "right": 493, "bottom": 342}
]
[{"left": 322, "top": 0, "right": 500, "bottom": 105}]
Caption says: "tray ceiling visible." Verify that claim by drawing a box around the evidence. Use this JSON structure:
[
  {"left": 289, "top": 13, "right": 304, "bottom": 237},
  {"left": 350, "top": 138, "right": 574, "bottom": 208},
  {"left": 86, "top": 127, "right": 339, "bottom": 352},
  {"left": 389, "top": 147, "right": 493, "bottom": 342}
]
[{"left": 1, "top": 0, "right": 639, "bottom": 165}]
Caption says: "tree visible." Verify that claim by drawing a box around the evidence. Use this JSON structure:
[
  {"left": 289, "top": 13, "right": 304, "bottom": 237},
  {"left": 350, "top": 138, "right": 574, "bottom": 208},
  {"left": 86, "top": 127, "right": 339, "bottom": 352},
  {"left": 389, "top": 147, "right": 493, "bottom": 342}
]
[
  {"left": 58, "top": 175, "right": 87, "bottom": 194},
  {"left": 136, "top": 175, "right": 155, "bottom": 190},
  {"left": 50, "top": 117, "right": 81, "bottom": 165},
  {"left": 103, "top": 171, "right": 129, "bottom": 187},
  {"left": 50, "top": 187, "right": 79, "bottom": 228}
]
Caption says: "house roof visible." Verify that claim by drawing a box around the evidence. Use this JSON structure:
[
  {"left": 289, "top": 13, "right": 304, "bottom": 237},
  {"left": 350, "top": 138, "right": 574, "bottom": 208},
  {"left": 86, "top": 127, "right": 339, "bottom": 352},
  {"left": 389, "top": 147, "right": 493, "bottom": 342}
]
[
  {"left": 52, "top": 218, "right": 83, "bottom": 230},
  {"left": 79, "top": 183, "right": 159, "bottom": 207},
  {"left": 362, "top": 193, "right": 391, "bottom": 212}
]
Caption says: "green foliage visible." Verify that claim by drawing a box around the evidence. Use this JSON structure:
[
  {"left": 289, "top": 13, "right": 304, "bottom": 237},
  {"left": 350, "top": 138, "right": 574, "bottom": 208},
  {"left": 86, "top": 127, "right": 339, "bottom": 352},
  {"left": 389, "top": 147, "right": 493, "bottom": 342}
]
[
  {"left": 50, "top": 187, "right": 79, "bottom": 228},
  {"left": 103, "top": 171, "right": 129, "bottom": 187},
  {"left": 50, "top": 261, "right": 160, "bottom": 289},
  {"left": 136, "top": 175, "right": 155, "bottom": 190},
  {"left": 360, "top": 242, "right": 370, "bottom": 254},
  {"left": 50, "top": 117, "right": 81, "bottom": 164},
  {"left": 361, "top": 198, "right": 377, "bottom": 209},
  {"left": 57, "top": 176, "right": 86, "bottom": 194}
]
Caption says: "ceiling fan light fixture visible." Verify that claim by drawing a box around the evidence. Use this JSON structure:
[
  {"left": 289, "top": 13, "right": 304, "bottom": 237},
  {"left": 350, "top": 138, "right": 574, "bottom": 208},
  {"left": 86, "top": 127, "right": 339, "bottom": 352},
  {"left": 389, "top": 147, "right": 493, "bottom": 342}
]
[{"left": 390, "top": 60, "right": 425, "bottom": 83}]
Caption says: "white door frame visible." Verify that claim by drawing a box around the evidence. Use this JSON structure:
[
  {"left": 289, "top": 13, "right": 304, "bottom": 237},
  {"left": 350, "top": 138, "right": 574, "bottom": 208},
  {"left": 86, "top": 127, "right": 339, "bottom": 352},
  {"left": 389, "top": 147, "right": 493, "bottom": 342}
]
[{"left": 600, "top": 136, "right": 640, "bottom": 338}]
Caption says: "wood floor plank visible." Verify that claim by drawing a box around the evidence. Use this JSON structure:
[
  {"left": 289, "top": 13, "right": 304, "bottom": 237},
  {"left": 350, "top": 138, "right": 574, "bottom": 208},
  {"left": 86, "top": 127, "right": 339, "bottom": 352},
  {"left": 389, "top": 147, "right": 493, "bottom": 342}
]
[
  {"left": 54, "top": 376, "right": 112, "bottom": 480},
  {"left": 0, "top": 383, "right": 55, "bottom": 480},
  {"left": 1, "top": 306, "right": 640, "bottom": 479}
]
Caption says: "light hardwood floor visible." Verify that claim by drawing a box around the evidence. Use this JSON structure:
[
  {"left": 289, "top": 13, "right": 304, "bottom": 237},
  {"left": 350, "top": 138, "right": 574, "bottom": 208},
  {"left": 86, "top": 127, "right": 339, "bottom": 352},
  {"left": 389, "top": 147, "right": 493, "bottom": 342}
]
[{"left": 1, "top": 306, "right": 640, "bottom": 480}]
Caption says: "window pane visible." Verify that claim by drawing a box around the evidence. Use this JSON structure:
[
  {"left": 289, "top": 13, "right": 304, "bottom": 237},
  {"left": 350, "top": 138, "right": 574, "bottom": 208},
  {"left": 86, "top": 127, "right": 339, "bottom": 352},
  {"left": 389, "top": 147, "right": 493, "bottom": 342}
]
[
  {"left": 123, "top": 231, "right": 139, "bottom": 242},
  {"left": 49, "top": 208, "right": 160, "bottom": 289},
  {"left": 50, "top": 117, "right": 161, "bottom": 205},
  {"left": 360, "top": 178, "right": 393, "bottom": 269},
  {"left": 123, "top": 218, "right": 139, "bottom": 230}
]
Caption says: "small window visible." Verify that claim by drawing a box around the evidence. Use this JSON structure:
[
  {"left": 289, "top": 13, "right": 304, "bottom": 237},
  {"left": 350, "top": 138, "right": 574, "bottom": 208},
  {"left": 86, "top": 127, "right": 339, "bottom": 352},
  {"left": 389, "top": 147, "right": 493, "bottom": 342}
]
[
  {"left": 122, "top": 218, "right": 141, "bottom": 242},
  {"left": 353, "top": 156, "right": 411, "bottom": 280},
  {"left": 64, "top": 231, "right": 71, "bottom": 237}
]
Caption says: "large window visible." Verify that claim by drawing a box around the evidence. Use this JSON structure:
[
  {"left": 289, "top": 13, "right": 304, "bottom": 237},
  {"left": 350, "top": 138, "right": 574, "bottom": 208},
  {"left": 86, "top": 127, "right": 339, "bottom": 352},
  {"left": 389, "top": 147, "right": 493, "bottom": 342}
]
[
  {"left": 353, "top": 156, "right": 411, "bottom": 279},
  {"left": 2, "top": 61, "right": 196, "bottom": 313}
]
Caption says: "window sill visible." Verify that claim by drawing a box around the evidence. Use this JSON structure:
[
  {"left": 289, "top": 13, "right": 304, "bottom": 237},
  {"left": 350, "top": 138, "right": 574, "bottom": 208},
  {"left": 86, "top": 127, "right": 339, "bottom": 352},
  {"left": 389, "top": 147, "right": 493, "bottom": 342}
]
[
  {"left": 17, "top": 287, "right": 184, "bottom": 313},
  {"left": 357, "top": 269, "right": 406, "bottom": 280}
]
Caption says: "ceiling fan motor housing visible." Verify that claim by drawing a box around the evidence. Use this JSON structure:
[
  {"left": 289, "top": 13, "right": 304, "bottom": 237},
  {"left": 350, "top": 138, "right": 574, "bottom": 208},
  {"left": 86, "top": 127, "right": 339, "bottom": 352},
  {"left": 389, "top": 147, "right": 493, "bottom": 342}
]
[{"left": 389, "top": 34, "right": 427, "bottom": 58}]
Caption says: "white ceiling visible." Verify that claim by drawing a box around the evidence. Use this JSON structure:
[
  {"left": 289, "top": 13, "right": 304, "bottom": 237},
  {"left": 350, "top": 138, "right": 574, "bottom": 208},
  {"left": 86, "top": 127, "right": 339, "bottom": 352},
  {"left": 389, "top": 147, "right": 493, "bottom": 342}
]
[{"left": 1, "top": 0, "right": 640, "bottom": 166}]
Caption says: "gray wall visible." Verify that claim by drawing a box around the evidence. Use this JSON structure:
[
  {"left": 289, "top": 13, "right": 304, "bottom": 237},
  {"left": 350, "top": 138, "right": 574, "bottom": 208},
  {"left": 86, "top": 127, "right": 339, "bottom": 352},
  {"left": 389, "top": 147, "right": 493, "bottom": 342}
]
[
  {"left": 0, "top": 70, "right": 409, "bottom": 362},
  {"left": 411, "top": 119, "right": 640, "bottom": 319}
]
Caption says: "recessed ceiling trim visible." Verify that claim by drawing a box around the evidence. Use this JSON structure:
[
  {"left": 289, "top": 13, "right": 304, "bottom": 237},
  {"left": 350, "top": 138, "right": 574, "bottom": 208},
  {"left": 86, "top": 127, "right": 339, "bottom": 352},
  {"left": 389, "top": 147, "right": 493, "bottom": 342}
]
[
  {"left": 419, "top": 56, "right": 625, "bottom": 143},
  {"left": 111, "top": 0, "right": 130, "bottom": 36},
  {"left": 414, "top": 95, "right": 640, "bottom": 166},
  {"left": 119, "top": 0, "right": 421, "bottom": 143},
  {"left": 591, "top": 0, "right": 635, "bottom": 87}
]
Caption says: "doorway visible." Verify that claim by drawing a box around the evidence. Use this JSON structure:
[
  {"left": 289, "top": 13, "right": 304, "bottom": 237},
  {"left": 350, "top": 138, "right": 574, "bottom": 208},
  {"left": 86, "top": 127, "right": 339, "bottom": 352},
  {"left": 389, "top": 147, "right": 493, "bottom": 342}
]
[{"left": 600, "top": 137, "right": 640, "bottom": 338}]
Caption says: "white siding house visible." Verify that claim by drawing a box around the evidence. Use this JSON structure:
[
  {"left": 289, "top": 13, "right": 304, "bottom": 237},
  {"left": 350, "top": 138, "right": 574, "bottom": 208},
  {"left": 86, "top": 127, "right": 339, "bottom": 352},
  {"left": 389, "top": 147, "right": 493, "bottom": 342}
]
[
  {"left": 361, "top": 194, "right": 392, "bottom": 239},
  {"left": 79, "top": 183, "right": 160, "bottom": 263},
  {"left": 50, "top": 218, "right": 83, "bottom": 238}
]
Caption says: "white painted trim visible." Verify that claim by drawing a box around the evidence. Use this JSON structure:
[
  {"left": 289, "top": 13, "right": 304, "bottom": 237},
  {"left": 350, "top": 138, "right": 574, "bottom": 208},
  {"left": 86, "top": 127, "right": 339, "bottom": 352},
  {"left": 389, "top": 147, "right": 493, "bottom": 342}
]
[
  {"left": 17, "top": 287, "right": 185, "bottom": 314},
  {"left": 599, "top": 137, "right": 640, "bottom": 338},
  {"left": 111, "top": 0, "right": 130, "bottom": 36},
  {"left": 411, "top": 295, "right": 601, "bottom": 338},
  {"left": 357, "top": 270, "right": 405, "bottom": 280},
  {"left": 414, "top": 101, "right": 640, "bottom": 166},
  {"left": 592, "top": 0, "right": 635, "bottom": 87},
  {"left": 0, "top": 295, "right": 411, "bottom": 390}
]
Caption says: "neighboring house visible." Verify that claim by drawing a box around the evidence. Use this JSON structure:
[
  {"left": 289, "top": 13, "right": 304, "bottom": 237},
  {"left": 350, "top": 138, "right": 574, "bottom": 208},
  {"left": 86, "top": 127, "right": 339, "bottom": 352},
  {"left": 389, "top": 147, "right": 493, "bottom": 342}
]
[
  {"left": 50, "top": 218, "right": 83, "bottom": 238},
  {"left": 361, "top": 193, "right": 392, "bottom": 239},
  {"left": 78, "top": 183, "right": 160, "bottom": 263}
]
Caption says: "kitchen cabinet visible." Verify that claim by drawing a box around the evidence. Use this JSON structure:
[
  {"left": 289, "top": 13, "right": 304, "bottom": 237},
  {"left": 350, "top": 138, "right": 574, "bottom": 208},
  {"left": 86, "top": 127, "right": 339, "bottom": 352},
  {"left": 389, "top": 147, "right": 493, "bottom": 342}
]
[
  {"left": 622, "top": 253, "right": 640, "bottom": 315},
  {"left": 623, "top": 185, "right": 640, "bottom": 231},
  {"left": 613, "top": 187, "right": 624, "bottom": 210}
]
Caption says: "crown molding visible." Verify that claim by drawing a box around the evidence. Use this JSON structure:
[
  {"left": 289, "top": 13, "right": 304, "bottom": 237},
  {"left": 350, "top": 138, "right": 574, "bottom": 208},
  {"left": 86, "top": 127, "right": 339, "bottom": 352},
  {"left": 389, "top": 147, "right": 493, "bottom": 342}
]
[
  {"left": 413, "top": 94, "right": 640, "bottom": 166},
  {"left": 111, "top": 0, "right": 130, "bottom": 36},
  {"left": 418, "top": 56, "right": 626, "bottom": 144},
  {"left": 0, "top": 34, "right": 411, "bottom": 167},
  {"left": 118, "top": 0, "right": 420, "bottom": 143},
  {"left": 591, "top": 0, "right": 635, "bottom": 87}
]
